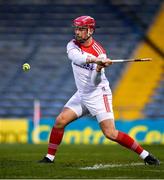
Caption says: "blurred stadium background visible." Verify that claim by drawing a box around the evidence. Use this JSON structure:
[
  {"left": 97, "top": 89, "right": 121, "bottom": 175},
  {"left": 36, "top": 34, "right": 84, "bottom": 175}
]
[{"left": 0, "top": 0, "right": 163, "bottom": 145}]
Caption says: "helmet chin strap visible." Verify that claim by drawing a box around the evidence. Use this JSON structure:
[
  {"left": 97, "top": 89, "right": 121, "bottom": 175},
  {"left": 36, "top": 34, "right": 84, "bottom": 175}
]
[
  {"left": 85, "top": 28, "right": 92, "bottom": 40},
  {"left": 87, "top": 28, "right": 92, "bottom": 37}
]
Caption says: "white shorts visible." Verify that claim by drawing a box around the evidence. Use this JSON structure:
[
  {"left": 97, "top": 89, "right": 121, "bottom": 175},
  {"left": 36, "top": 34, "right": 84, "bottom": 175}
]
[{"left": 64, "top": 86, "right": 114, "bottom": 123}]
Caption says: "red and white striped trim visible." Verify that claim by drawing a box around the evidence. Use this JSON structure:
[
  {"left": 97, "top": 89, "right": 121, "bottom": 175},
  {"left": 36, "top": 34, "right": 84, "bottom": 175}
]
[
  {"left": 93, "top": 42, "right": 104, "bottom": 55},
  {"left": 103, "top": 95, "right": 110, "bottom": 112},
  {"left": 94, "top": 42, "right": 105, "bottom": 53},
  {"left": 92, "top": 45, "right": 100, "bottom": 55},
  {"left": 93, "top": 45, "right": 101, "bottom": 55}
]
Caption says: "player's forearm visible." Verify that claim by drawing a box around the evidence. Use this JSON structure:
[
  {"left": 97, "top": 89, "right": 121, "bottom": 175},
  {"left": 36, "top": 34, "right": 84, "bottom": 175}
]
[
  {"left": 86, "top": 56, "right": 112, "bottom": 66},
  {"left": 68, "top": 49, "right": 112, "bottom": 67},
  {"left": 96, "top": 65, "right": 104, "bottom": 72}
]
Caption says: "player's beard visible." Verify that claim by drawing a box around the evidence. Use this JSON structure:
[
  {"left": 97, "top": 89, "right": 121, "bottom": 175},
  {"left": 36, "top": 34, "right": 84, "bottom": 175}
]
[
  {"left": 74, "top": 34, "right": 91, "bottom": 43},
  {"left": 74, "top": 35, "right": 86, "bottom": 43}
]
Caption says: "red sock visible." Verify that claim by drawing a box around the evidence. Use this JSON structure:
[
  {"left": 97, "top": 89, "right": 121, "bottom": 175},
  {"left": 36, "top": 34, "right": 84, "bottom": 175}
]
[
  {"left": 47, "top": 126, "right": 64, "bottom": 155},
  {"left": 115, "top": 131, "right": 143, "bottom": 155}
]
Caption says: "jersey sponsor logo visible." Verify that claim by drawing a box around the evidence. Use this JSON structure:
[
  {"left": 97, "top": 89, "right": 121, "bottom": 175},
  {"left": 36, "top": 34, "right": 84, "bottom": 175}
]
[{"left": 73, "top": 62, "right": 94, "bottom": 70}]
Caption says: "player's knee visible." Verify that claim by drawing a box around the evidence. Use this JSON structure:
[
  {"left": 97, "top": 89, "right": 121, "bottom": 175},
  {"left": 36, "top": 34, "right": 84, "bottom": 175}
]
[
  {"left": 104, "top": 129, "right": 118, "bottom": 140},
  {"left": 55, "top": 114, "right": 67, "bottom": 128}
]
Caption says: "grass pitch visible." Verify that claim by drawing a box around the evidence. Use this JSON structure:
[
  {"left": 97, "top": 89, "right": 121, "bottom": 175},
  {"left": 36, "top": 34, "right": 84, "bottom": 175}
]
[{"left": 0, "top": 144, "right": 163, "bottom": 179}]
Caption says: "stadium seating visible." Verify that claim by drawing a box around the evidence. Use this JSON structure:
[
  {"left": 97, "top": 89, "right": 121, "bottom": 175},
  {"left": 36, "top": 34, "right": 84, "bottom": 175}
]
[
  {"left": 0, "top": 0, "right": 163, "bottom": 118},
  {"left": 144, "top": 79, "right": 164, "bottom": 118}
]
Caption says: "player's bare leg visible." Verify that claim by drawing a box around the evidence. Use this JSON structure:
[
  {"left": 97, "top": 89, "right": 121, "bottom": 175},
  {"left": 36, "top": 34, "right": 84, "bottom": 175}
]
[
  {"left": 99, "top": 119, "right": 160, "bottom": 165},
  {"left": 39, "top": 107, "right": 78, "bottom": 163}
]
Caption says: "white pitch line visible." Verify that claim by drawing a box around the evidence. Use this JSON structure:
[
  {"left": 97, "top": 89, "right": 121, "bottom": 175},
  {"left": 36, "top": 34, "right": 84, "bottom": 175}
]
[
  {"left": 79, "top": 163, "right": 144, "bottom": 170},
  {"left": 143, "top": 170, "right": 164, "bottom": 172}
]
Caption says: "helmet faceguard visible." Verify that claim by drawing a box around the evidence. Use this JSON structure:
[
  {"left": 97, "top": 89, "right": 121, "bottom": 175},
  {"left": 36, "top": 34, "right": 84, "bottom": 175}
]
[{"left": 73, "top": 16, "right": 96, "bottom": 43}]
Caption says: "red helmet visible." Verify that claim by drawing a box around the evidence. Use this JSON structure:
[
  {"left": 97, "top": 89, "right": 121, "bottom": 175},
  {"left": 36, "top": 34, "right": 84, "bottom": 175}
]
[{"left": 73, "top": 16, "right": 96, "bottom": 29}]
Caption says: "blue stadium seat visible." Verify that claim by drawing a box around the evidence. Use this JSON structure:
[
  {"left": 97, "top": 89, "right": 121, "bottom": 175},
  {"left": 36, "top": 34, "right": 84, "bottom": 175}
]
[{"left": 0, "top": 0, "right": 163, "bottom": 118}]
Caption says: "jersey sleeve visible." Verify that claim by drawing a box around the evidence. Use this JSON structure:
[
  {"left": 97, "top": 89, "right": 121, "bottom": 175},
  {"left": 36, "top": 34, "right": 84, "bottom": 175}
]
[
  {"left": 67, "top": 40, "right": 88, "bottom": 65},
  {"left": 98, "top": 53, "right": 107, "bottom": 59}
]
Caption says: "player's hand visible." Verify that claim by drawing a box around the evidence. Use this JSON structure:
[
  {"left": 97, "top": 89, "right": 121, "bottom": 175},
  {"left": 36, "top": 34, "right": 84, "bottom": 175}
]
[
  {"left": 96, "top": 58, "right": 113, "bottom": 66},
  {"left": 103, "top": 58, "right": 113, "bottom": 67},
  {"left": 96, "top": 64, "right": 104, "bottom": 72},
  {"left": 86, "top": 56, "right": 113, "bottom": 67}
]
